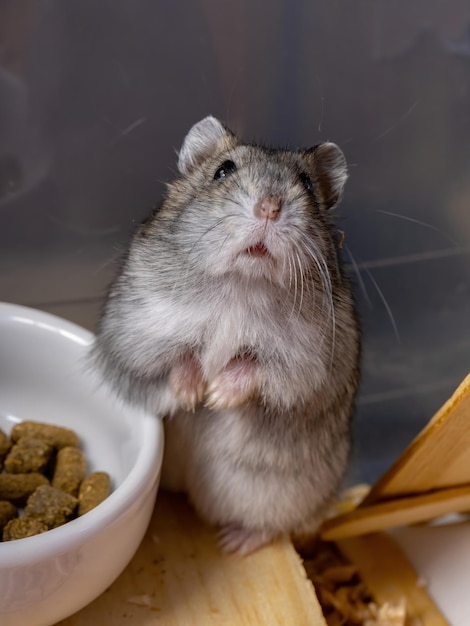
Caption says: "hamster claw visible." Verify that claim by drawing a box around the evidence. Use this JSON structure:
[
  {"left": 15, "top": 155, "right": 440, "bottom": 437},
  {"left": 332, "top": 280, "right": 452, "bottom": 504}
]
[
  {"left": 205, "top": 357, "right": 257, "bottom": 410},
  {"left": 204, "top": 386, "right": 245, "bottom": 410},
  {"left": 173, "top": 380, "right": 206, "bottom": 412},
  {"left": 169, "top": 353, "right": 206, "bottom": 412},
  {"left": 218, "top": 524, "right": 273, "bottom": 556}
]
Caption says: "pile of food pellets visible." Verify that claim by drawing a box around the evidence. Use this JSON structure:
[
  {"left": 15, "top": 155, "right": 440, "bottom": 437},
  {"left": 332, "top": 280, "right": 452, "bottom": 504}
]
[{"left": 0, "top": 421, "right": 111, "bottom": 541}]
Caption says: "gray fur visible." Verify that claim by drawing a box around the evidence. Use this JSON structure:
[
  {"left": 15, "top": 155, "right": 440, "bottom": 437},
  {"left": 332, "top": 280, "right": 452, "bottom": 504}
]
[{"left": 92, "top": 116, "right": 361, "bottom": 553}]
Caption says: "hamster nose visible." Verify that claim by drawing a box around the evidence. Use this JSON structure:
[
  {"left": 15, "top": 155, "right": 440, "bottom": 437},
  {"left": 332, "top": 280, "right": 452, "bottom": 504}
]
[{"left": 253, "top": 196, "right": 282, "bottom": 220}]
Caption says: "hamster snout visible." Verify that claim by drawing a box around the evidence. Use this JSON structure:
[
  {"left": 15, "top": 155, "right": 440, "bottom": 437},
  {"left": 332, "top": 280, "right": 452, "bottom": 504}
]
[
  {"left": 93, "top": 116, "right": 361, "bottom": 555},
  {"left": 253, "top": 196, "right": 282, "bottom": 220}
]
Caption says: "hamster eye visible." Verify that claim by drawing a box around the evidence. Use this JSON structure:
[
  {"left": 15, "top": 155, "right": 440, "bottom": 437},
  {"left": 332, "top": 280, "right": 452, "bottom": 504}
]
[
  {"left": 214, "top": 160, "right": 237, "bottom": 180},
  {"left": 299, "top": 172, "right": 313, "bottom": 194}
]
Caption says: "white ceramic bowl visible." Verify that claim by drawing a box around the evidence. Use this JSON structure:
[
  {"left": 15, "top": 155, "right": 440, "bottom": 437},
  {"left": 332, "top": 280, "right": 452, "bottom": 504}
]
[{"left": 0, "top": 302, "right": 164, "bottom": 626}]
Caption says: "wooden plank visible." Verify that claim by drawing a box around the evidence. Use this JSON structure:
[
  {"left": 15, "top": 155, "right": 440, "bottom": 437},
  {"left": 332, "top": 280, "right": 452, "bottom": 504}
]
[
  {"left": 363, "top": 374, "right": 470, "bottom": 505},
  {"left": 58, "top": 490, "right": 326, "bottom": 626},
  {"left": 320, "top": 485, "right": 470, "bottom": 541},
  {"left": 337, "top": 533, "right": 449, "bottom": 626}
]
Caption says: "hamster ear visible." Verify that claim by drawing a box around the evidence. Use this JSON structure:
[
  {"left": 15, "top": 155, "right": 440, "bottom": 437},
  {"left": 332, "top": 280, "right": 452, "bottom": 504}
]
[
  {"left": 178, "top": 116, "right": 235, "bottom": 175},
  {"left": 311, "top": 142, "right": 348, "bottom": 210}
]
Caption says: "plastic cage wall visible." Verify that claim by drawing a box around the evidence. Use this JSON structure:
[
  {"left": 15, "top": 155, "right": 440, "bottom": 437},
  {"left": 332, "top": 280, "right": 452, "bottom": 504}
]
[{"left": 0, "top": 0, "right": 469, "bottom": 483}]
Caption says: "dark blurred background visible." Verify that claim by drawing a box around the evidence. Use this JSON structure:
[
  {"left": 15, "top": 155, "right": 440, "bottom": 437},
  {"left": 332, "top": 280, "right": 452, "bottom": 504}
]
[{"left": 1, "top": 0, "right": 469, "bottom": 483}]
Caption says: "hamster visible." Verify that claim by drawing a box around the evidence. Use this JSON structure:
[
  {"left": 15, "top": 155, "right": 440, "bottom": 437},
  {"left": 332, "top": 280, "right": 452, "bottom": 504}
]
[{"left": 92, "top": 116, "right": 361, "bottom": 555}]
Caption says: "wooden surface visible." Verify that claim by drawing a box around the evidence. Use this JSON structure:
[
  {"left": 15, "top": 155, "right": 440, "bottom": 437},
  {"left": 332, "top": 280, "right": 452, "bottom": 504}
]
[
  {"left": 363, "top": 374, "right": 470, "bottom": 504},
  {"left": 321, "top": 485, "right": 470, "bottom": 541},
  {"left": 57, "top": 490, "right": 326, "bottom": 626},
  {"left": 337, "top": 533, "right": 449, "bottom": 626}
]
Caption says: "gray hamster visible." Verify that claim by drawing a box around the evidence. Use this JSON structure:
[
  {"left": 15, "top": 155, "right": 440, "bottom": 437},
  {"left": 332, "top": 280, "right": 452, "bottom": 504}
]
[{"left": 92, "top": 116, "right": 360, "bottom": 555}]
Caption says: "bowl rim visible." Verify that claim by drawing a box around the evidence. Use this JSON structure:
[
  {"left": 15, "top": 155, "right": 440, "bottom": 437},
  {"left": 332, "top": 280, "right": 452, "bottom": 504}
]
[{"left": 0, "top": 302, "right": 163, "bottom": 566}]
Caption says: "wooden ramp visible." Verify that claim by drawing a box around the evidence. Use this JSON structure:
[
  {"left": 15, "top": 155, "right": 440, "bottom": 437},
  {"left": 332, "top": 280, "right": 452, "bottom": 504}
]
[{"left": 321, "top": 374, "right": 470, "bottom": 541}]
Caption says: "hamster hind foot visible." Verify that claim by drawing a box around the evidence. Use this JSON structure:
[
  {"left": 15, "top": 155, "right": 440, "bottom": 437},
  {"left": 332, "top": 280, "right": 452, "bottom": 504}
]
[
  {"left": 169, "top": 352, "right": 206, "bottom": 412},
  {"left": 205, "top": 355, "right": 257, "bottom": 410},
  {"left": 218, "top": 523, "right": 278, "bottom": 556}
]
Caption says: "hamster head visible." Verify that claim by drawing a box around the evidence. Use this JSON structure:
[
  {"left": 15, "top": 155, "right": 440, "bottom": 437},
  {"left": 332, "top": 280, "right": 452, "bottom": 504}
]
[{"left": 141, "top": 116, "right": 348, "bottom": 285}]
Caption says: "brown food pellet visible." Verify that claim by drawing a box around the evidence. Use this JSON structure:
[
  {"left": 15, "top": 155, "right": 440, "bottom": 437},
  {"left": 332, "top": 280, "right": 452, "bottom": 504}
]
[
  {"left": 78, "top": 472, "right": 111, "bottom": 516},
  {"left": 0, "top": 500, "right": 18, "bottom": 531},
  {"left": 52, "top": 446, "right": 86, "bottom": 496},
  {"left": 0, "top": 472, "right": 49, "bottom": 505},
  {"left": 0, "top": 429, "right": 11, "bottom": 468},
  {"left": 3, "top": 516, "right": 49, "bottom": 541},
  {"left": 4, "top": 437, "right": 54, "bottom": 474},
  {"left": 25, "top": 484, "right": 78, "bottom": 529},
  {"left": 10, "top": 421, "right": 79, "bottom": 449}
]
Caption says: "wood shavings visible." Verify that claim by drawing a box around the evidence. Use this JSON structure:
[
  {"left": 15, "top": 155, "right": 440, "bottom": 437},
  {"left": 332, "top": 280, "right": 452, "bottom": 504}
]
[
  {"left": 364, "top": 600, "right": 407, "bottom": 626},
  {"left": 300, "top": 538, "right": 408, "bottom": 626}
]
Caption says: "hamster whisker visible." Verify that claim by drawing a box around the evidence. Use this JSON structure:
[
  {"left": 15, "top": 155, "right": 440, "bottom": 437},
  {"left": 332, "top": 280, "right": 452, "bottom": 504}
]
[
  {"left": 219, "top": 192, "right": 245, "bottom": 209},
  {"left": 295, "top": 250, "right": 305, "bottom": 317},
  {"left": 375, "top": 209, "right": 458, "bottom": 246},
  {"left": 284, "top": 242, "right": 310, "bottom": 324},
  {"left": 363, "top": 267, "right": 401, "bottom": 342},
  {"left": 185, "top": 214, "right": 240, "bottom": 258},
  {"left": 287, "top": 252, "right": 294, "bottom": 290},
  {"left": 342, "top": 243, "right": 372, "bottom": 307},
  {"left": 303, "top": 263, "right": 316, "bottom": 308},
  {"left": 297, "top": 237, "right": 336, "bottom": 360},
  {"left": 291, "top": 251, "right": 300, "bottom": 322},
  {"left": 297, "top": 238, "right": 329, "bottom": 306},
  {"left": 176, "top": 220, "right": 235, "bottom": 299},
  {"left": 92, "top": 251, "right": 122, "bottom": 275},
  {"left": 280, "top": 251, "right": 288, "bottom": 287},
  {"left": 283, "top": 249, "right": 299, "bottom": 326}
]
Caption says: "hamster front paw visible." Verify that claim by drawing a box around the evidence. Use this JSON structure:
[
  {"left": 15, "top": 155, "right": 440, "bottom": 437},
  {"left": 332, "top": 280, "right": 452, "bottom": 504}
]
[
  {"left": 169, "top": 352, "right": 206, "bottom": 412},
  {"left": 205, "top": 355, "right": 257, "bottom": 410}
]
